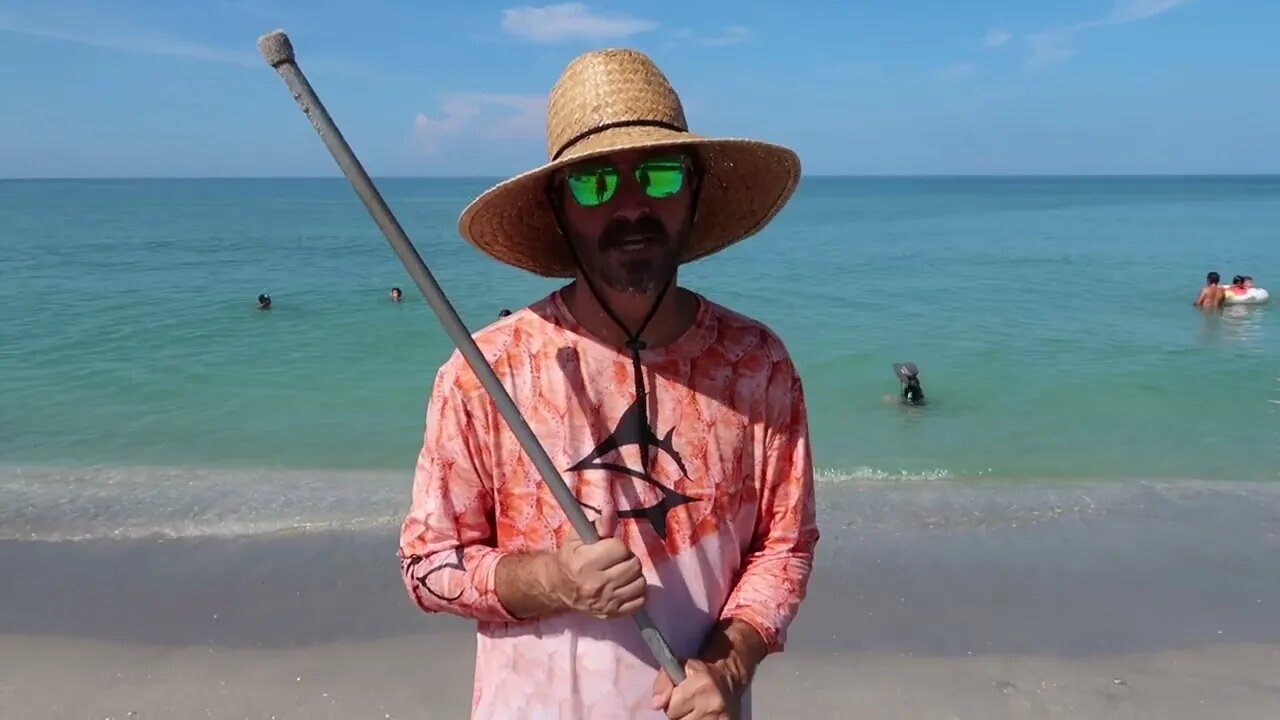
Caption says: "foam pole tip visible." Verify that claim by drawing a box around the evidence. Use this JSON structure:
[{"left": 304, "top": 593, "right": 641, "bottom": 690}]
[{"left": 257, "top": 30, "right": 295, "bottom": 67}]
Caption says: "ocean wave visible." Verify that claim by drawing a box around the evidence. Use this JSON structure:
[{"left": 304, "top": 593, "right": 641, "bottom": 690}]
[
  {"left": 0, "top": 464, "right": 409, "bottom": 542},
  {"left": 815, "top": 466, "right": 954, "bottom": 483},
  {"left": 4, "top": 464, "right": 1279, "bottom": 543}
]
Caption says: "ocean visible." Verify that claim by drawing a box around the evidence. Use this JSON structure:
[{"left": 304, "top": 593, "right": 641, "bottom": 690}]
[{"left": 2, "top": 176, "right": 1277, "bottom": 542}]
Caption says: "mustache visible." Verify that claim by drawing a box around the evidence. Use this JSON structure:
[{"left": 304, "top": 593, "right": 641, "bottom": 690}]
[{"left": 598, "top": 215, "right": 670, "bottom": 251}]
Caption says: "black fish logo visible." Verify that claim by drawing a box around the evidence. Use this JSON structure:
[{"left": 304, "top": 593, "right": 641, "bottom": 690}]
[{"left": 566, "top": 397, "right": 695, "bottom": 540}]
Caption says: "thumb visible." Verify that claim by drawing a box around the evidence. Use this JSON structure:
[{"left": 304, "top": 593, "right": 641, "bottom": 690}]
[
  {"left": 593, "top": 508, "right": 618, "bottom": 540},
  {"left": 651, "top": 668, "right": 674, "bottom": 710}
]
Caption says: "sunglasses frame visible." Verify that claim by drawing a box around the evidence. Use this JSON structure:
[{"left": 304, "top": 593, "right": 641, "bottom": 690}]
[{"left": 550, "top": 151, "right": 700, "bottom": 209}]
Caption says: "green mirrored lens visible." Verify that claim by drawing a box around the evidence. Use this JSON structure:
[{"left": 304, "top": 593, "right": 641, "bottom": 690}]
[
  {"left": 567, "top": 168, "right": 618, "bottom": 206},
  {"left": 564, "top": 159, "right": 685, "bottom": 206},
  {"left": 636, "top": 160, "right": 685, "bottom": 198}
]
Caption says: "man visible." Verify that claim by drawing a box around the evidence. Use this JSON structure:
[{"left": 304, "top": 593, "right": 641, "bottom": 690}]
[
  {"left": 390, "top": 286, "right": 403, "bottom": 302},
  {"left": 398, "top": 48, "right": 818, "bottom": 719},
  {"left": 1194, "top": 272, "right": 1225, "bottom": 309}
]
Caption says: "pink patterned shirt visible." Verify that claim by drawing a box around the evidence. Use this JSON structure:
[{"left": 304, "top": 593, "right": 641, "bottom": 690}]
[{"left": 398, "top": 288, "right": 819, "bottom": 719}]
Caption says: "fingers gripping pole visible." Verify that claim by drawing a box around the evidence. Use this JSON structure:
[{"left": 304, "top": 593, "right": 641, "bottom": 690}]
[{"left": 255, "top": 29, "right": 686, "bottom": 685}]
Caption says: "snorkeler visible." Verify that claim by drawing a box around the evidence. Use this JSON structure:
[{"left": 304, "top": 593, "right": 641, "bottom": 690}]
[
  {"left": 893, "top": 362, "right": 926, "bottom": 405},
  {"left": 257, "top": 293, "right": 272, "bottom": 310}
]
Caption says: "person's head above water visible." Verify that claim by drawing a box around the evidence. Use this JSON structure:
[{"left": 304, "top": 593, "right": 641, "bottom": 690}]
[
  {"left": 257, "top": 293, "right": 271, "bottom": 309},
  {"left": 893, "top": 362, "right": 925, "bottom": 405},
  {"left": 497, "top": 308, "right": 512, "bottom": 318},
  {"left": 1206, "top": 271, "right": 1220, "bottom": 285},
  {"left": 1243, "top": 275, "right": 1254, "bottom": 289},
  {"left": 390, "top": 287, "right": 402, "bottom": 302},
  {"left": 1232, "top": 275, "right": 1246, "bottom": 286}
]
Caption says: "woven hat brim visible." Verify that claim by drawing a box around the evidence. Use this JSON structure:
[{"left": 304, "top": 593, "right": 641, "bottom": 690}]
[{"left": 457, "top": 125, "right": 801, "bottom": 278}]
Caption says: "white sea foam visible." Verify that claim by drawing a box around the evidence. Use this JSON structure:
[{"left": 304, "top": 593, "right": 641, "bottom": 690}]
[
  {"left": 3, "top": 463, "right": 1279, "bottom": 543},
  {"left": 815, "top": 466, "right": 955, "bottom": 483},
  {"left": 0, "top": 464, "right": 409, "bottom": 542}
]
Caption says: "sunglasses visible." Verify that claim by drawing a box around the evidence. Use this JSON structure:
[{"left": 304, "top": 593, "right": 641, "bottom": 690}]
[{"left": 562, "top": 156, "right": 689, "bottom": 208}]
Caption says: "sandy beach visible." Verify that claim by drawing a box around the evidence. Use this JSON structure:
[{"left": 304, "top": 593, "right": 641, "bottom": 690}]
[{"left": 3, "top": 479, "right": 1280, "bottom": 719}]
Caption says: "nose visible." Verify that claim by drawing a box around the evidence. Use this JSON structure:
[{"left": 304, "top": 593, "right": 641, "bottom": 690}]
[
  {"left": 609, "top": 204, "right": 650, "bottom": 223},
  {"left": 608, "top": 180, "right": 656, "bottom": 223}
]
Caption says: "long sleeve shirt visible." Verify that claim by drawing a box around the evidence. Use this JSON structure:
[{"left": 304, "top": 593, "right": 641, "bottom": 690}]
[{"left": 398, "top": 288, "right": 819, "bottom": 719}]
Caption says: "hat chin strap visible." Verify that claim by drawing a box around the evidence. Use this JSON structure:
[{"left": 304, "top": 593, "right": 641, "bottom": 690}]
[
  {"left": 557, "top": 223, "right": 673, "bottom": 489},
  {"left": 545, "top": 177, "right": 702, "bottom": 506}
]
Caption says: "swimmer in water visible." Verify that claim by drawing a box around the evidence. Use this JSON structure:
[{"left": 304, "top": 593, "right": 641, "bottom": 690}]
[
  {"left": 1226, "top": 274, "right": 1249, "bottom": 297},
  {"left": 893, "top": 362, "right": 926, "bottom": 406},
  {"left": 498, "top": 308, "right": 512, "bottom": 318},
  {"left": 390, "top": 287, "right": 403, "bottom": 302},
  {"left": 1194, "top": 271, "right": 1225, "bottom": 309},
  {"left": 257, "top": 293, "right": 272, "bottom": 310}
]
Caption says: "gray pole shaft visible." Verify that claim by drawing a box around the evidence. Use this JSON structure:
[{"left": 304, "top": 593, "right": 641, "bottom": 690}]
[{"left": 261, "top": 42, "right": 685, "bottom": 685}]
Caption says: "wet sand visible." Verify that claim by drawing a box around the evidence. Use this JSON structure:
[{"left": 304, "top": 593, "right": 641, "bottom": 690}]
[{"left": 3, "top": 480, "right": 1280, "bottom": 718}]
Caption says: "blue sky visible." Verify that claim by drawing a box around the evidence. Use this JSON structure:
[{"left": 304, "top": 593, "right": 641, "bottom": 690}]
[{"left": 1, "top": 0, "right": 1277, "bottom": 177}]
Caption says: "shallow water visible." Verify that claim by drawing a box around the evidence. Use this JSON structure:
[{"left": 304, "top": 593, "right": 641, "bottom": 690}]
[{"left": 2, "top": 176, "right": 1277, "bottom": 539}]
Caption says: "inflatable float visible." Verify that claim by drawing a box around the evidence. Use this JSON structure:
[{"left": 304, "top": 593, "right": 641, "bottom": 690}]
[{"left": 1222, "top": 285, "right": 1270, "bottom": 305}]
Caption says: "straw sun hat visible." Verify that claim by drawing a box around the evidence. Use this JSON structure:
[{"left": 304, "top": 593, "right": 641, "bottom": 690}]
[{"left": 456, "top": 48, "right": 802, "bottom": 278}]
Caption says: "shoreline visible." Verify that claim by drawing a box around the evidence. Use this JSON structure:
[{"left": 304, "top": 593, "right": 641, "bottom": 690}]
[
  {"left": 3, "top": 480, "right": 1280, "bottom": 717},
  {"left": 5, "top": 462, "right": 1280, "bottom": 542}
]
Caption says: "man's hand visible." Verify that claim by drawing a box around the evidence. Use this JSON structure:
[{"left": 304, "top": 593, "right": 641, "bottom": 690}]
[
  {"left": 550, "top": 511, "right": 647, "bottom": 619},
  {"left": 650, "top": 659, "right": 738, "bottom": 719},
  {"left": 649, "top": 617, "right": 765, "bottom": 718}
]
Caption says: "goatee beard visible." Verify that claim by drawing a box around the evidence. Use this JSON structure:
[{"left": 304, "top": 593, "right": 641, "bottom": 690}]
[
  {"left": 590, "top": 214, "right": 681, "bottom": 295},
  {"left": 598, "top": 253, "right": 677, "bottom": 294}
]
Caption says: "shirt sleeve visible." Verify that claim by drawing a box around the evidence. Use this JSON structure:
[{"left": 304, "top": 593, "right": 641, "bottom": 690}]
[
  {"left": 717, "top": 364, "right": 820, "bottom": 653},
  {"left": 398, "top": 361, "right": 520, "bottom": 624}
]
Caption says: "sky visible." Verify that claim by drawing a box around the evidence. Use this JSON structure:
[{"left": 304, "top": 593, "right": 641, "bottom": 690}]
[{"left": 1, "top": 0, "right": 1278, "bottom": 177}]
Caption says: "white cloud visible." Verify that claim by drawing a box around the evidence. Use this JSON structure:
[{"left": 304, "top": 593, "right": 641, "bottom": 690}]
[
  {"left": 983, "top": 26, "right": 1012, "bottom": 48},
  {"left": 663, "top": 25, "right": 752, "bottom": 50},
  {"left": 699, "top": 26, "right": 751, "bottom": 47},
  {"left": 413, "top": 93, "right": 546, "bottom": 154},
  {"left": 1024, "top": 30, "right": 1075, "bottom": 71},
  {"left": 1105, "top": 0, "right": 1195, "bottom": 25},
  {"left": 937, "top": 61, "right": 977, "bottom": 80},
  {"left": 1022, "top": 0, "right": 1194, "bottom": 71},
  {"left": 501, "top": 4, "right": 658, "bottom": 43},
  {"left": 0, "top": 4, "right": 368, "bottom": 80},
  {"left": 0, "top": 8, "right": 257, "bottom": 66}
]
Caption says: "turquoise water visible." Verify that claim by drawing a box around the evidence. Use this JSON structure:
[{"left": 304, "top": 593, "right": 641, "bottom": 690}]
[{"left": 2, "top": 177, "right": 1278, "bottom": 539}]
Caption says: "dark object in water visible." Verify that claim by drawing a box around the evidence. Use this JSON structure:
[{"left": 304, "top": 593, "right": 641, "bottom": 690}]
[{"left": 893, "top": 362, "right": 925, "bottom": 405}]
